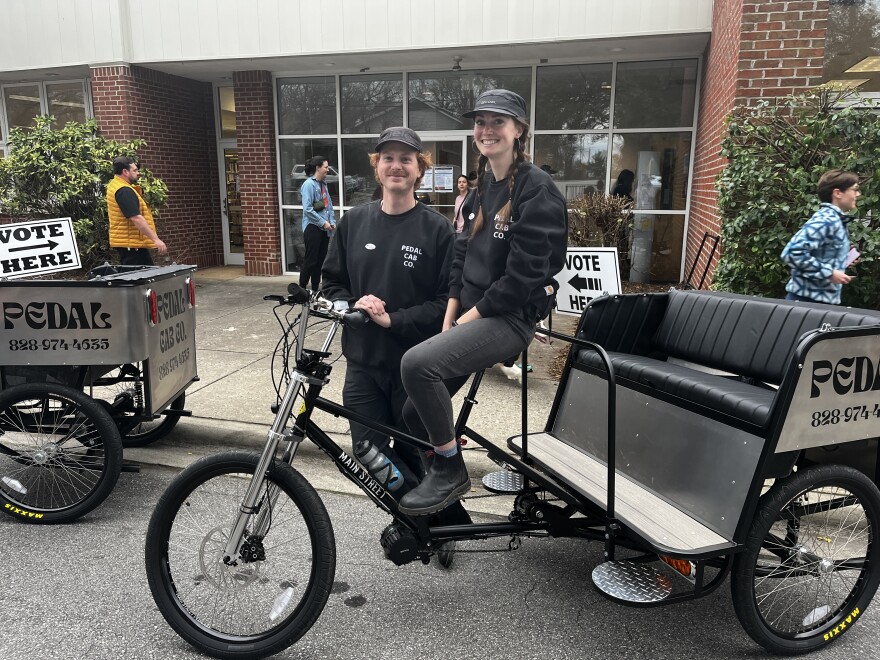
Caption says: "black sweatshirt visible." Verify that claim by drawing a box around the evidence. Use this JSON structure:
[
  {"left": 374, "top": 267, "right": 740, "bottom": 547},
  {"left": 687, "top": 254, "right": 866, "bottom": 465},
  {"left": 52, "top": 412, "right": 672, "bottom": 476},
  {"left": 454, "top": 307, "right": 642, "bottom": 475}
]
[
  {"left": 450, "top": 163, "right": 568, "bottom": 319},
  {"left": 322, "top": 201, "right": 455, "bottom": 369}
]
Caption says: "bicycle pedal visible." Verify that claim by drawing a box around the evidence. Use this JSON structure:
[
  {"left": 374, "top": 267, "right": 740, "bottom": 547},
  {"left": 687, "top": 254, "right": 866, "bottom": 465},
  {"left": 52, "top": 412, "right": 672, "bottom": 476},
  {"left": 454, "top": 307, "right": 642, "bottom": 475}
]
[{"left": 482, "top": 470, "right": 525, "bottom": 494}]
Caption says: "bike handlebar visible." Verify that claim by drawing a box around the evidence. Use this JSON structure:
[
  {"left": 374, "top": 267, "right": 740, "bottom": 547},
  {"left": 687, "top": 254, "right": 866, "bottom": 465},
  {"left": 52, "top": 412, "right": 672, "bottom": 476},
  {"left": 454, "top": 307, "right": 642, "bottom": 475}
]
[{"left": 263, "top": 286, "right": 370, "bottom": 329}]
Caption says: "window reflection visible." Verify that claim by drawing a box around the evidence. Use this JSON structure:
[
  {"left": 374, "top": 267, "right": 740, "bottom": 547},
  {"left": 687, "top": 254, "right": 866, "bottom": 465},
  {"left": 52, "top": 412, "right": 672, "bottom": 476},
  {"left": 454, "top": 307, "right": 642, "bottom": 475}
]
[
  {"left": 279, "top": 139, "right": 340, "bottom": 206},
  {"left": 408, "top": 68, "right": 531, "bottom": 131},
  {"left": 610, "top": 132, "right": 691, "bottom": 211},
  {"left": 46, "top": 82, "right": 86, "bottom": 127},
  {"left": 282, "top": 209, "right": 306, "bottom": 272},
  {"left": 614, "top": 60, "right": 698, "bottom": 128},
  {"left": 341, "top": 138, "right": 377, "bottom": 206},
  {"left": 341, "top": 74, "right": 403, "bottom": 134},
  {"left": 277, "top": 77, "right": 337, "bottom": 135},
  {"left": 630, "top": 213, "right": 685, "bottom": 283},
  {"left": 533, "top": 134, "right": 609, "bottom": 201},
  {"left": 536, "top": 64, "right": 612, "bottom": 130},
  {"left": 824, "top": 0, "right": 880, "bottom": 92},
  {"left": 3, "top": 84, "right": 42, "bottom": 129}
]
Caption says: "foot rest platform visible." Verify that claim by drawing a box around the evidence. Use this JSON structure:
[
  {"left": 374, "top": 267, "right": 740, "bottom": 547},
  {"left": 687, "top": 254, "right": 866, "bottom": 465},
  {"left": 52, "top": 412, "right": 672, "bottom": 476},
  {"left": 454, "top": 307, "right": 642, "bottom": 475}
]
[{"left": 509, "top": 433, "right": 737, "bottom": 557}]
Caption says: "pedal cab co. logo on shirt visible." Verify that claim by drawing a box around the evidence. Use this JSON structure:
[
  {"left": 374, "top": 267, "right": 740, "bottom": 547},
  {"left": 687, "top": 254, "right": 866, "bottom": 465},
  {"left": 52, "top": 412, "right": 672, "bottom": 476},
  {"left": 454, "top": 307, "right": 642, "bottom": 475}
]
[{"left": 401, "top": 244, "right": 422, "bottom": 268}]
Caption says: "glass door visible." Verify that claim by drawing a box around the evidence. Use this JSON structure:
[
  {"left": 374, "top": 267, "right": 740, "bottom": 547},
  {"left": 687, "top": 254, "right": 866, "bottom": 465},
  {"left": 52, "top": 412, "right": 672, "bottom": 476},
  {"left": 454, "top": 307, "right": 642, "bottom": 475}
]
[
  {"left": 417, "top": 138, "right": 467, "bottom": 222},
  {"left": 220, "top": 146, "right": 244, "bottom": 265}
]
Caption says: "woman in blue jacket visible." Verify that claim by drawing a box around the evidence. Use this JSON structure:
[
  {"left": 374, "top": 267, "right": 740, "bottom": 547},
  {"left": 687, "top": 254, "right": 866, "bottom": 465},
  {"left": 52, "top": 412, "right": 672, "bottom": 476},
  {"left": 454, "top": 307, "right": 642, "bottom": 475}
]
[{"left": 299, "top": 155, "right": 336, "bottom": 290}]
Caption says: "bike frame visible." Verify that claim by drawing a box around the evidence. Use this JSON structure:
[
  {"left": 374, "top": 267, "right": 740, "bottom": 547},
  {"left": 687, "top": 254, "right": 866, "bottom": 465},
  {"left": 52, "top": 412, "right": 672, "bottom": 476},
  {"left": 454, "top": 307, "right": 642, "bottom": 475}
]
[{"left": 220, "top": 297, "right": 612, "bottom": 564}]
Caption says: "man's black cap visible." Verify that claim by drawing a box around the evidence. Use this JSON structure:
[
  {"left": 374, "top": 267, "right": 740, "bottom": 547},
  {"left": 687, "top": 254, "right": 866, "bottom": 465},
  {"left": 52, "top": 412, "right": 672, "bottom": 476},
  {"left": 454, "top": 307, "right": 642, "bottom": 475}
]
[
  {"left": 375, "top": 126, "right": 423, "bottom": 152},
  {"left": 462, "top": 89, "right": 527, "bottom": 119}
]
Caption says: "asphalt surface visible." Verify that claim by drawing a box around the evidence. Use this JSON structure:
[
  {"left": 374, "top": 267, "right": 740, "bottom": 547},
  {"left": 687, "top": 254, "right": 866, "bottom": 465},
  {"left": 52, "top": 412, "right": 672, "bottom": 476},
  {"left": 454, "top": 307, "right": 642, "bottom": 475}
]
[{"left": 2, "top": 267, "right": 880, "bottom": 659}]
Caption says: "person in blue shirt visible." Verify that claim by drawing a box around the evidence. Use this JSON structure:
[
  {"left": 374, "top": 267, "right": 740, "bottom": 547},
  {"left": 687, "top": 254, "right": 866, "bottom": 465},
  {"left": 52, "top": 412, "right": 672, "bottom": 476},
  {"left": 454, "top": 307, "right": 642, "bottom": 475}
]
[
  {"left": 299, "top": 155, "right": 336, "bottom": 290},
  {"left": 781, "top": 169, "right": 861, "bottom": 305}
]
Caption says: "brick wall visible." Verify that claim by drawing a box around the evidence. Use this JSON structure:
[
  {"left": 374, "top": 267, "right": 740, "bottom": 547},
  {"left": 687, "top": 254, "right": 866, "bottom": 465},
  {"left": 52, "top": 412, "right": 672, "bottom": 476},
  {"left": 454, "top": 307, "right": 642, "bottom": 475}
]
[
  {"left": 686, "top": 0, "right": 828, "bottom": 287},
  {"left": 233, "top": 70, "right": 281, "bottom": 276},
  {"left": 91, "top": 65, "right": 223, "bottom": 270}
]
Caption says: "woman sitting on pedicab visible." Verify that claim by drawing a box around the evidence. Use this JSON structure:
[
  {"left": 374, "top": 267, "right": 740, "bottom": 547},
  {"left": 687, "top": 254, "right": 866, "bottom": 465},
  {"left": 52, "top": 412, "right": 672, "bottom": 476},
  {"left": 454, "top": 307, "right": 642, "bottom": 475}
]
[{"left": 399, "top": 89, "right": 568, "bottom": 516}]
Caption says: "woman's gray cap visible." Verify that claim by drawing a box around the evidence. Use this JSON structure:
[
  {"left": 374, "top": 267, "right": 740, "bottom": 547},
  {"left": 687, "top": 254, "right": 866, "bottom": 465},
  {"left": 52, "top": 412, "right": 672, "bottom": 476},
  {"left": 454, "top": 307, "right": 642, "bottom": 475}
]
[{"left": 462, "top": 89, "right": 527, "bottom": 118}]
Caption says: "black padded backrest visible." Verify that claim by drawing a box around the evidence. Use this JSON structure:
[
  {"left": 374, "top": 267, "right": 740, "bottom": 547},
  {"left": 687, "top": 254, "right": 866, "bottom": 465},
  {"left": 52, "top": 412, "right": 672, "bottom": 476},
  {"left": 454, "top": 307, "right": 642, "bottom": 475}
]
[
  {"left": 653, "top": 290, "right": 880, "bottom": 384},
  {"left": 577, "top": 293, "right": 669, "bottom": 356}
]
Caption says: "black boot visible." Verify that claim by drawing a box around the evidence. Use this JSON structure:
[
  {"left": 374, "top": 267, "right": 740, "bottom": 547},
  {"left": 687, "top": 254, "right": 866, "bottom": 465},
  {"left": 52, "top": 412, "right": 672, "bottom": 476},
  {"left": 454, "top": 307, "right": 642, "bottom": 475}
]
[{"left": 399, "top": 451, "right": 470, "bottom": 516}]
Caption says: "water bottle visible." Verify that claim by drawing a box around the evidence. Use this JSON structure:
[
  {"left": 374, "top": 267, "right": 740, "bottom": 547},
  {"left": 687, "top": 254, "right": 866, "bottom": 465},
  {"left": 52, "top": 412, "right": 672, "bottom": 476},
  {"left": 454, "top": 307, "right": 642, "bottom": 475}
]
[{"left": 354, "top": 439, "right": 404, "bottom": 492}]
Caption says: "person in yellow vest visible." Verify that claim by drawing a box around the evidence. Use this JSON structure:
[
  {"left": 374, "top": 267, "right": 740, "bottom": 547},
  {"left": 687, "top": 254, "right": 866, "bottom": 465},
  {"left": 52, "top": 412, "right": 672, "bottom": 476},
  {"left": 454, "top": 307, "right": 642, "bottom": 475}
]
[{"left": 107, "top": 156, "right": 167, "bottom": 266}]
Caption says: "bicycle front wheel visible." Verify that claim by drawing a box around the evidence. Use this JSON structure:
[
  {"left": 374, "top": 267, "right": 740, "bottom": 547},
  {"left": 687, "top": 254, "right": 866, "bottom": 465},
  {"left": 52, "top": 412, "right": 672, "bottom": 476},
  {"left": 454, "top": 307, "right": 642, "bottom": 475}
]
[{"left": 145, "top": 451, "right": 336, "bottom": 659}]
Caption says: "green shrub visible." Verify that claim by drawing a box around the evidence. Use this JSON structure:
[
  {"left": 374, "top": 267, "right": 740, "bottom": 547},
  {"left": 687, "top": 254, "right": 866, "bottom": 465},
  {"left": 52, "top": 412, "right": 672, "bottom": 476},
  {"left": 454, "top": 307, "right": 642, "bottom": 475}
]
[
  {"left": 0, "top": 116, "right": 167, "bottom": 272},
  {"left": 713, "top": 89, "right": 880, "bottom": 308}
]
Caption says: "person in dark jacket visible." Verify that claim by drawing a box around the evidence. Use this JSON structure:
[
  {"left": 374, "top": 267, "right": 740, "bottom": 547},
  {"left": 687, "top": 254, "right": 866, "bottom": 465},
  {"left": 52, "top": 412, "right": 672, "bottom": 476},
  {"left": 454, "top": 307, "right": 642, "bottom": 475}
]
[
  {"left": 399, "top": 90, "right": 568, "bottom": 515},
  {"left": 321, "top": 127, "right": 457, "bottom": 500}
]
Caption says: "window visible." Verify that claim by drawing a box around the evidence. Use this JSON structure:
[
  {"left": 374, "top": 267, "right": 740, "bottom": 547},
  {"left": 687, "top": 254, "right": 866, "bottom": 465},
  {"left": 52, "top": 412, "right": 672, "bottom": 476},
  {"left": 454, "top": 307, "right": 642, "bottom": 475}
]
[
  {"left": 341, "top": 74, "right": 403, "bottom": 134},
  {"left": 218, "top": 87, "right": 237, "bottom": 139},
  {"left": 0, "top": 79, "right": 91, "bottom": 156},
  {"left": 277, "top": 77, "right": 337, "bottom": 135},
  {"left": 613, "top": 60, "right": 698, "bottom": 128},
  {"left": 533, "top": 134, "right": 609, "bottom": 199},
  {"left": 341, "top": 138, "right": 378, "bottom": 206},
  {"left": 46, "top": 82, "right": 87, "bottom": 127},
  {"left": 407, "top": 68, "right": 531, "bottom": 131},
  {"left": 3, "top": 84, "right": 42, "bottom": 130},
  {"left": 278, "top": 139, "right": 340, "bottom": 206},
  {"left": 823, "top": 0, "right": 880, "bottom": 93},
  {"left": 609, "top": 132, "right": 691, "bottom": 211},
  {"left": 536, "top": 64, "right": 612, "bottom": 130}
]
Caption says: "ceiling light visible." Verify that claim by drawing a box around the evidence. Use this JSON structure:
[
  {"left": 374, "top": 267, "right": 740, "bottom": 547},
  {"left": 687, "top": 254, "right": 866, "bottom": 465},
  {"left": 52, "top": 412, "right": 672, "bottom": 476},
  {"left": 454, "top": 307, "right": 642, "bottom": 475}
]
[
  {"left": 609, "top": 47, "right": 625, "bottom": 53},
  {"left": 359, "top": 66, "right": 370, "bottom": 73},
  {"left": 845, "top": 56, "right": 880, "bottom": 74},
  {"left": 452, "top": 56, "right": 462, "bottom": 72}
]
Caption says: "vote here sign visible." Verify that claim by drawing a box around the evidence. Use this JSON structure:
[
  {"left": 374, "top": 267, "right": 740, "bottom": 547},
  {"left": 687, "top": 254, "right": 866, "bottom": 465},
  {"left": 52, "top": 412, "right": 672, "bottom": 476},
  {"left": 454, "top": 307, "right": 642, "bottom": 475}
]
[
  {"left": 0, "top": 218, "right": 82, "bottom": 280},
  {"left": 555, "top": 247, "right": 622, "bottom": 317}
]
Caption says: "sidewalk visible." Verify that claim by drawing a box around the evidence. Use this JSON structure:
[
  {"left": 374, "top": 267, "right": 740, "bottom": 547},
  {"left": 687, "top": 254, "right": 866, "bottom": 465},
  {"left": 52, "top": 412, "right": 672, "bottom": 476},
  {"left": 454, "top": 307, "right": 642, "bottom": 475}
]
[{"left": 127, "top": 265, "right": 576, "bottom": 518}]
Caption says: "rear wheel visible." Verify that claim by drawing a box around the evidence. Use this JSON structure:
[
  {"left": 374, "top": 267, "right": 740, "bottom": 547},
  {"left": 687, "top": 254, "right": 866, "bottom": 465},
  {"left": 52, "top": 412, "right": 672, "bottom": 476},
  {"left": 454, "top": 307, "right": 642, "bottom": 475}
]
[
  {"left": 0, "top": 383, "right": 122, "bottom": 523},
  {"left": 731, "top": 464, "right": 880, "bottom": 654},
  {"left": 145, "top": 451, "right": 336, "bottom": 659}
]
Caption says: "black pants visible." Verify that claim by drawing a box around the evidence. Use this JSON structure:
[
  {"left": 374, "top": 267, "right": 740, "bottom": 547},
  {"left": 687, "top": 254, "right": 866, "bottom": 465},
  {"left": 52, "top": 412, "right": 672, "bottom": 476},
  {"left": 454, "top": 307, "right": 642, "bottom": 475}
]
[
  {"left": 300, "top": 224, "right": 329, "bottom": 290},
  {"left": 343, "top": 361, "right": 425, "bottom": 494},
  {"left": 343, "top": 361, "right": 471, "bottom": 525},
  {"left": 117, "top": 247, "right": 154, "bottom": 266}
]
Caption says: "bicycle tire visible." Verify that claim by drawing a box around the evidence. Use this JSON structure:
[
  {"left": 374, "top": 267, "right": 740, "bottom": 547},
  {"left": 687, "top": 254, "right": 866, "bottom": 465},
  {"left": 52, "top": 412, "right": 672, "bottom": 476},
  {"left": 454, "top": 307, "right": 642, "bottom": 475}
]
[
  {"left": 145, "top": 451, "right": 336, "bottom": 659},
  {"left": 0, "top": 383, "right": 123, "bottom": 523},
  {"left": 89, "top": 362, "right": 186, "bottom": 447},
  {"left": 731, "top": 464, "right": 880, "bottom": 654}
]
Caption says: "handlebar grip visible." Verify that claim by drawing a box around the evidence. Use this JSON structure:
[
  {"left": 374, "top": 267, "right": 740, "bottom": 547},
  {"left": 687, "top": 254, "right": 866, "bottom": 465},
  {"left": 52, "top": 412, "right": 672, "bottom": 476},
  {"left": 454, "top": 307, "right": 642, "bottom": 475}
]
[
  {"left": 287, "top": 283, "right": 311, "bottom": 303},
  {"left": 263, "top": 295, "right": 286, "bottom": 302},
  {"left": 342, "top": 309, "right": 370, "bottom": 328}
]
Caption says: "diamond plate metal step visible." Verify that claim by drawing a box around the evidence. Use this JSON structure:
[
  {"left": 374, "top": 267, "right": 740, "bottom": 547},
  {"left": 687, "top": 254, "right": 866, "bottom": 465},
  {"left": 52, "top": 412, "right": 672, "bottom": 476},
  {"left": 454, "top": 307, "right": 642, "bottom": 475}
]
[
  {"left": 481, "top": 470, "right": 525, "bottom": 494},
  {"left": 592, "top": 560, "right": 673, "bottom": 604}
]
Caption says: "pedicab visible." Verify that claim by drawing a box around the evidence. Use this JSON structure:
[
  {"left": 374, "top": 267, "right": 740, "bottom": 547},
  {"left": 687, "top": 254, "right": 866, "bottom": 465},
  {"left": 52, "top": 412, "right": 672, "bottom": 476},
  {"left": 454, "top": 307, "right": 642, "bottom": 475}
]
[
  {"left": 144, "top": 284, "right": 880, "bottom": 658},
  {"left": 0, "top": 263, "right": 198, "bottom": 523}
]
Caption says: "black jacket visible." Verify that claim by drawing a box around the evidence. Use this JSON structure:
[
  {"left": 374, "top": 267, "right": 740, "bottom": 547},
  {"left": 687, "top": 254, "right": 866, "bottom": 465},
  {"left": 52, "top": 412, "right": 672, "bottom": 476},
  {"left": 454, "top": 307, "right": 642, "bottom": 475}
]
[
  {"left": 450, "top": 163, "right": 568, "bottom": 319},
  {"left": 322, "top": 201, "right": 455, "bottom": 369}
]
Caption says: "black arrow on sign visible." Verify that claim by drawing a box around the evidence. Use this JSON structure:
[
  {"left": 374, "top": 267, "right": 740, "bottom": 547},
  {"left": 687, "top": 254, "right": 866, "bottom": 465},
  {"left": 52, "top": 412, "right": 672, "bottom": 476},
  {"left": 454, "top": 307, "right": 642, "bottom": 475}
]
[
  {"left": 8, "top": 239, "right": 59, "bottom": 253},
  {"left": 568, "top": 274, "right": 589, "bottom": 291}
]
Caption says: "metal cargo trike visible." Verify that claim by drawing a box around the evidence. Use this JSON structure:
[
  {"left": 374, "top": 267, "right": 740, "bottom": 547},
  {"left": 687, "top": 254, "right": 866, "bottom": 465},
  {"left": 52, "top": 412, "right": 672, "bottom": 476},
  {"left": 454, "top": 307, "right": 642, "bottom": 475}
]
[
  {"left": 144, "top": 285, "right": 880, "bottom": 658},
  {"left": 0, "top": 264, "right": 198, "bottom": 523}
]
